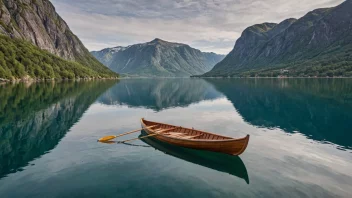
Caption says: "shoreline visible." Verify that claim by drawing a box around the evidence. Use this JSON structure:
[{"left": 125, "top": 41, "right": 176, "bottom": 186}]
[
  {"left": 191, "top": 76, "right": 352, "bottom": 79},
  {"left": 0, "top": 77, "right": 120, "bottom": 84},
  {"left": 114, "top": 76, "right": 352, "bottom": 79},
  {"left": 1, "top": 76, "right": 351, "bottom": 83}
]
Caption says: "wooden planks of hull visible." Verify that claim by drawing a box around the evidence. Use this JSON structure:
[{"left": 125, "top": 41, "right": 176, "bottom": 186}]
[{"left": 141, "top": 118, "right": 249, "bottom": 156}]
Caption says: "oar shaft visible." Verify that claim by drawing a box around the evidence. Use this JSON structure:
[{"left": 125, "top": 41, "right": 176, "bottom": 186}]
[
  {"left": 119, "top": 133, "right": 159, "bottom": 143},
  {"left": 98, "top": 125, "right": 158, "bottom": 142},
  {"left": 118, "top": 126, "right": 180, "bottom": 143},
  {"left": 115, "top": 125, "right": 158, "bottom": 138}
]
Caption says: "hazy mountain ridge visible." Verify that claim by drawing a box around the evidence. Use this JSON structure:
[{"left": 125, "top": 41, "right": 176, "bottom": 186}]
[
  {"left": 92, "top": 39, "right": 225, "bottom": 77},
  {"left": 0, "top": 0, "right": 117, "bottom": 80},
  {"left": 200, "top": 0, "right": 352, "bottom": 77}
]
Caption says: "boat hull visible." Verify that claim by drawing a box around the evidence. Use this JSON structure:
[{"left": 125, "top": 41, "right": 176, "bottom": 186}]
[{"left": 141, "top": 118, "right": 249, "bottom": 156}]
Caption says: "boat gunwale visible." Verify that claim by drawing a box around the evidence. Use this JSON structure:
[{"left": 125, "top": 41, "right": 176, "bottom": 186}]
[{"left": 141, "top": 118, "right": 250, "bottom": 143}]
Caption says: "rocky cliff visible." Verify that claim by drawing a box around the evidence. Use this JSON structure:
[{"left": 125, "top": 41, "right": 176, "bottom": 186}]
[
  {"left": 0, "top": 0, "right": 116, "bottom": 79},
  {"left": 92, "top": 38, "right": 225, "bottom": 77},
  {"left": 201, "top": 0, "right": 352, "bottom": 77}
]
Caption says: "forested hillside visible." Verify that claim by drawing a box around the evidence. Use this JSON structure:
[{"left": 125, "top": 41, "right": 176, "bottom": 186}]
[{"left": 0, "top": 36, "right": 116, "bottom": 80}]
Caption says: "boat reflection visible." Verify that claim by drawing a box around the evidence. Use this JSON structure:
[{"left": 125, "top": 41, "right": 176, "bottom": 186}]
[
  {"left": 100, "top": 133, "right": 249, "bottom": 184},
  {"left": 140, "top": 132, "right": 250, "bottom": 184}
]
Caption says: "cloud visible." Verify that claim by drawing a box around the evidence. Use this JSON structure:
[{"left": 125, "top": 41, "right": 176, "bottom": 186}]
[{"left": 51, "top": 0, "right": 345, "bottom": 54}]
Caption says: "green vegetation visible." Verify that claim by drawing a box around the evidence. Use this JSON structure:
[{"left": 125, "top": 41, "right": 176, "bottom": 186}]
[
  {"left": 240, "top": 41, "right": 352, "bottom": 78},
  {"left": 0, "top": 35, "right": 118, "bottom": 80},
  {"left": 204, "top": 36, "right": 352, "bottom": 78}
]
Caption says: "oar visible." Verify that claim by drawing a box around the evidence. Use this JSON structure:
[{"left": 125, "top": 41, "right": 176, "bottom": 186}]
[
  {"left": 98, "top": 125, "right": 158, "bottom": 142},
  {"left": 117, "top": 133, "right": 159, "bottom": 143},
  {"left": 117, "top": 126, "right": 181, "bottom": 143}
]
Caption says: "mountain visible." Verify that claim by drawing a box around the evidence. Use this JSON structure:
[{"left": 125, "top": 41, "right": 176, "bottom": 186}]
[
  {"left": 0, "top": 0, "right": 117, "bottom": 80},
  {"left": 92, "top": 38, "right": 225, "bottom": 77},
  {"left": 200, "top": 0, "right": 352, "bottom": 77}
]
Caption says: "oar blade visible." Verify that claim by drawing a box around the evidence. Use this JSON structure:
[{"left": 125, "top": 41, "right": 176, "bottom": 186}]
[
  {"left": 99, "top": 140, "right": 116, "bottom": 144},
  {"left": 98, "top": 136, "right": 117, "bottom": 142}
]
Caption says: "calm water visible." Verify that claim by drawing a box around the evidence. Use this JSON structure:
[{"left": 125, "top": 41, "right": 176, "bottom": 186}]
[{"left": 0, "top": 79, "right": 351, "bottom": 197}]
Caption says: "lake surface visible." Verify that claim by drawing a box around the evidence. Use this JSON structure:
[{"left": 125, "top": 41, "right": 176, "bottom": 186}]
[{"left": 0, "top": 78, "right": 351, "bottom": 197}]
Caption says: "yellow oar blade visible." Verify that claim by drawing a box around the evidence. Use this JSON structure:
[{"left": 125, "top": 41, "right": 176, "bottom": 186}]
[
  {"left": 98, "top": 135, "right": 117, "bottom": 142},
  {"left": 99, "top": 140, "right": 116, "bottom": 144}
]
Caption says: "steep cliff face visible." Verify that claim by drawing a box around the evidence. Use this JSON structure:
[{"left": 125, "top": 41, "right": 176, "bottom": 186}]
[
  {"left": 0, "top": 0, "right": 82, "bottom": 60},
  {"left": 211, "top": 19, "right": 296, "bottom": 74},
  {"left": 201, "top": 0, "right": 352, "bottom": 77},
  {"left": 92, "top": 39, "right": 225, "bottom": 77},
  {"left": 0, "top": 0, "right": 116, "bottom": 79}
]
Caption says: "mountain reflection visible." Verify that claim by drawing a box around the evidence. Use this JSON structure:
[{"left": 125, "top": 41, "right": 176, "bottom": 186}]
[
  {"left": 98, "top": 78, "right": 223, "bottom": 111},
  {"left": 0, "top": 81, "right": 116, "bottom": 178},
  {"left": 206, "top": 78, "right": 352, "bottom": 149}
]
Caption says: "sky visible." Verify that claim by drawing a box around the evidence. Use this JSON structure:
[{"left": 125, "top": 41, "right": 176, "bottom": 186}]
[{"left": 51, "top": 0, "right": 345, "bottom": 54}]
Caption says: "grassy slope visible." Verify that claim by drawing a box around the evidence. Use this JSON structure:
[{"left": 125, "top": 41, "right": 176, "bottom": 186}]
[{"left": 0, "top": 35, "right": 118, "bottom": 80}]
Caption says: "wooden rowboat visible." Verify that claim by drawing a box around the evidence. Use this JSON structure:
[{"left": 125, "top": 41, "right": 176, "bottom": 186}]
[{"left": 141, "top": 118, "right": 250, "bottom": 156}]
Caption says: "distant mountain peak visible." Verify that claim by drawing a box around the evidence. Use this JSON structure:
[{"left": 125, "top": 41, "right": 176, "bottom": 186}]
[
  {"left": 149, "top": 38, "right": 170, "bottom": 45},
  {"left": 151, "top": 38, "right": 164, "bottom": 42},
  {"left": 147, "top": 38, "right": 184, "bottom": 47},
  {"left": 92, "top": 40, "right": 225, "bottom": 77}
]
